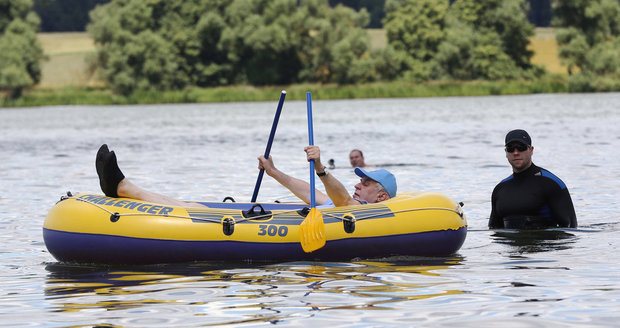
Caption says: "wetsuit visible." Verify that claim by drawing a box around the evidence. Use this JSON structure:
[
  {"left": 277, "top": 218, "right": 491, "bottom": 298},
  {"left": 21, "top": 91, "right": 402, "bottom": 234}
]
[{"left": 489, "top": 163, "right": 577, "bottom": 229}]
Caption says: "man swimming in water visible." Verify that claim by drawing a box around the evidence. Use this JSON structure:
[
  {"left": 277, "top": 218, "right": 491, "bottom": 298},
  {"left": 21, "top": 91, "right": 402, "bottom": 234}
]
[
  {"left": 349, "top": 149, "right": 371, "bottom": 168},
  {"left": 488, "top": 129, "right": 578, "bottom": 229}
]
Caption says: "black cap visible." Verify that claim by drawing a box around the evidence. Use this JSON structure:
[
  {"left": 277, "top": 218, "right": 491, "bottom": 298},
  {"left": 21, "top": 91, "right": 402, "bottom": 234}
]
[{"left": 505, "top": 129, "right": 531, "bottom": 146}]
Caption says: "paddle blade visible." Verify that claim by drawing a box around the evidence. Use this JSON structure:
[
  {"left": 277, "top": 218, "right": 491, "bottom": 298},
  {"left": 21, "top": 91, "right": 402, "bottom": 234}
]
[{"left": 299, "top": 207, "right": 326, "bottom": 253}]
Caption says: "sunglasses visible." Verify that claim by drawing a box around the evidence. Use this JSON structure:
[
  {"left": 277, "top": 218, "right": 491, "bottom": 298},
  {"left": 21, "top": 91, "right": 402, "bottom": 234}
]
[{"left": 505, "top": 144, "right": 529, "bottom": 152}]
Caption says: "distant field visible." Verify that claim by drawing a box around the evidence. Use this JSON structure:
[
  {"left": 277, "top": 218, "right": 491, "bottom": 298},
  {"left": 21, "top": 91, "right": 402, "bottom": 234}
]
[
  {"left": 37, "top": 32, "right": 98, "bottom": 89},
  {"left": 36, "top": 28, "right": 566, "bottom": 89},
  {"left": 38, "top": 32, "right": 95, "bottom": 55},
  {"left": 527, "top": 28, "right": 567, "bottom": 74},
  {"left": 366, "top": 28, "right": 387, "bottom": 50}
]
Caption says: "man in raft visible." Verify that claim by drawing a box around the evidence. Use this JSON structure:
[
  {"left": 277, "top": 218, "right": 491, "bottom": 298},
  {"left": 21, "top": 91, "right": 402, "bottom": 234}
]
[
  {"left": 258, "top": 145, "right": 396, "bottom": 207},
  {"left": 96, "top": 144, "right": 396, "bottom": 208},
  {"left": 488, "top": 129, "right": 578, "bottom": 229}
]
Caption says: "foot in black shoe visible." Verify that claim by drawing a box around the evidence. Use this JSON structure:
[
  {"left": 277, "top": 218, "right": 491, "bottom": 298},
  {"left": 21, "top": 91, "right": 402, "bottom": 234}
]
[
  {"left": 99, "top": 147, "right": 125, "bottom": 198},
  {"left": 96, "top": 144, "right": 110, "bottom": 184}
]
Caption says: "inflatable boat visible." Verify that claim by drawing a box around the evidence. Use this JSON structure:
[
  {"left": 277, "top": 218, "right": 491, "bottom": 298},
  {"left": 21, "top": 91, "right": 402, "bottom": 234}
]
[{"left": 43, "top": 191, "right": 467, "bottom": 264}]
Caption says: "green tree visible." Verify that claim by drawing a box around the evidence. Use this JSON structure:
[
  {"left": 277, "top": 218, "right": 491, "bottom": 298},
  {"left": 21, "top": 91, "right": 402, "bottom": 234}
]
[
  {"left": 432, "top": 16, "right": 520, "bottom": 80},
  {"left": 553, "top": 0, "right": 620, "bottom": 91},
  {"left": 382, "top": 0, "right": 449, "bottom": 81},
  {"left": 295, "top": 0, "right": 372, "bottom": 84},
  {"left": 450, "top": 0, "right": 534, "bottom": 70},
  {"left": 430, "top": 0, "right": 535, "bottom": 81},
  {"left": 89, "top": 0, "right": 374, "bottom": 94},
  {"left": 384, "top": 0, "right": 448, "bottom": 62},
  {"left": 0, "top": 0, "right": 45, "bottom": 98},
  {"left": 217, "top": 0, "right": 373, "bottom": 84},
  {"left": 383, "top": 0, "right": 536, "bottom": 81},
  {"left": 88, "top": 1, "right": 202, "bottom": 94}
]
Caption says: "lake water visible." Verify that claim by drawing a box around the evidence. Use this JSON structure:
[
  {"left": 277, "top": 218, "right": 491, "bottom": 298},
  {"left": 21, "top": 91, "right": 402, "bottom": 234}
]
[{"left": 1, "top": 93, "right": 619, "bottom": 327}]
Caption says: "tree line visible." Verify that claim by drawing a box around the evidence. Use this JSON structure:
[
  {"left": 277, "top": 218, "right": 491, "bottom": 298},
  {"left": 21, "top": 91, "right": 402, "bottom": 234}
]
[{"left": 1, "top": 0, "right": 618, "bottom": 98}]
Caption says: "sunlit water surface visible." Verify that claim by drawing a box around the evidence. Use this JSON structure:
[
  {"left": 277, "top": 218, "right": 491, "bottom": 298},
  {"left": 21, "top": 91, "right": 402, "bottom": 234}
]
[{"left": 1, "top": 93, "right": 619, "bottom": 327}]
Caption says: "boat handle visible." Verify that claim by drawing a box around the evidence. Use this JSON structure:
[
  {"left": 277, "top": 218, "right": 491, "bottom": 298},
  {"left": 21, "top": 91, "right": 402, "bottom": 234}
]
[
  {"left": 343, "top": 213, "right": 356, "bottom": 233},
  {"left": 242, "top": 204, "right": 272, "bottom": 220},
  {"left": 222, "top": 216, "right": 235, "bottom": 236}
]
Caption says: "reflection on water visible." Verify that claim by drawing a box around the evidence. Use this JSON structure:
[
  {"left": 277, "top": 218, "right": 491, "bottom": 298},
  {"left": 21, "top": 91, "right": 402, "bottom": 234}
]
[
  {"left": 491, "top": 229, "right": 578, "bottom": 254},
  {"left": 44, "top": 258, "right": 464, "bottom": 323}
]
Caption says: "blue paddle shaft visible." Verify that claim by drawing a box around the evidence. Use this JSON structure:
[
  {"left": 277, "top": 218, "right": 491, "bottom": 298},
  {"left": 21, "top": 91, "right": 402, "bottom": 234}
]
[
  {"left": 306, "top": 92, "right": 316, "bottom": 208},
  {"left": 251, "top": 90, "right": 286, "bottom": 202}
]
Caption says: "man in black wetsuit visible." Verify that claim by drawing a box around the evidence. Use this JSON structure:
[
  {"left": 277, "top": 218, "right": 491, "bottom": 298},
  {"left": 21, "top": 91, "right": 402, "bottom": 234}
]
[{"left": 489, "top": 129, "right": 578, "bottom": 229}]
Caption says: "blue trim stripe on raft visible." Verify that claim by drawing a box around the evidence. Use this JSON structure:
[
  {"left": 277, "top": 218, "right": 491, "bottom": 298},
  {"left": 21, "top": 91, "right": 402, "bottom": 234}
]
[
  {"left": 195, "top": 202, "right": 307, "bottom": 210},
  {"left": 327, "top": 206, "right": 395, "bottom": 220},
  {"left": 186, "top": 208, "right": 305, "bottom": 225},
  {"left": 188, "top": 203, "right": 308, "bottom": 225},
  {"left": 187, "top": 205, "right": 395, "bottom": 225},
  {"left": 43, "top": 227, "right": 467, "bottom": 264}
]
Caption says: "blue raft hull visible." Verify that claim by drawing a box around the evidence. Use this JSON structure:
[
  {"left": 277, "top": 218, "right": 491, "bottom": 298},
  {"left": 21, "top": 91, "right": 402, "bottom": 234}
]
[{"left": 43, "top": 227, "right": 467, "bottom": 264}]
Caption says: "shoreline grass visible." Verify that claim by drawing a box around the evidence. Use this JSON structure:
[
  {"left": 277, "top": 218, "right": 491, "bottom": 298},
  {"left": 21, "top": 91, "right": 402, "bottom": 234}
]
[{"left": 2, "top": 77, "right": 571, "bottom": 107}]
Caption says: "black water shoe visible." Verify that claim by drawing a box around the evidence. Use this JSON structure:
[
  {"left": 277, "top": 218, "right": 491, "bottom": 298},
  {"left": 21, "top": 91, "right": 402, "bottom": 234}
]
[
  {"left": 96, "top": 144, "right": 109, "bottom": 181},
  {"left": 96, "top": 144, "right": 125, "bottom": 198}
]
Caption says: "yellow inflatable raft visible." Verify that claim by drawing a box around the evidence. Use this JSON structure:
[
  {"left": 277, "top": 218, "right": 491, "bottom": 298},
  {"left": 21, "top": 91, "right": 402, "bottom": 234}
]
[{"left": 43, "top": 191, "right": 467, "bottom": 264}]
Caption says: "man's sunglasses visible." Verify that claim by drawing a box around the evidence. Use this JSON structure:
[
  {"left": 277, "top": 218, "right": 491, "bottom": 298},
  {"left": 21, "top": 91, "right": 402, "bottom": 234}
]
[{"left": 505, "top": 144, "right": 529, "bottom": 152}]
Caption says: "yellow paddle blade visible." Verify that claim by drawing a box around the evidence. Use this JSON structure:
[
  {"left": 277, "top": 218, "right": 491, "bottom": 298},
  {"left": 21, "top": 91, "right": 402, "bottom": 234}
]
[{"left": 299, "top": 207, "right": 326, "bottom": 253}]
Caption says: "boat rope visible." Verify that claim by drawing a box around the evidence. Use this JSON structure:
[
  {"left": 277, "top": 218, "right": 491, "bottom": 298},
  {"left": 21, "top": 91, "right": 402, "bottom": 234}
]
[
  {"left": 67, "top": 195, "right": 463, "bottom": 224},
  {"left": 321, "top": 206, "right": 463, "bottom": 222}
]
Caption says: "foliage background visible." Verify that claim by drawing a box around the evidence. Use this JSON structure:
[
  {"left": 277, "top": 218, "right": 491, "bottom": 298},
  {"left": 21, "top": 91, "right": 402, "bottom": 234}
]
[
  {"left": 0, "top": 0, "right": 45, "bottom": 98},
  {"left": 87, "top": 0, "right": 377, "bottom": 94},
  {"left": 2, "top": 0, "right": 618, "bottom": 104}
]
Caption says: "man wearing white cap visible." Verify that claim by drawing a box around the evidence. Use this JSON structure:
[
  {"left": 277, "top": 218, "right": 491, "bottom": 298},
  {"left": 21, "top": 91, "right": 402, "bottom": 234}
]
[{"left": 258, "top": 145, "right": 397, "bottom": 207}]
